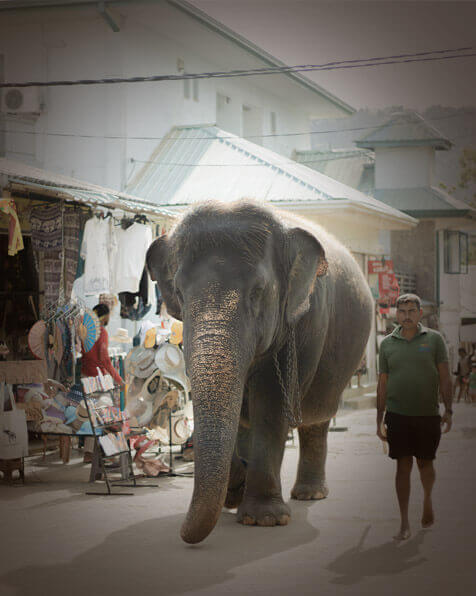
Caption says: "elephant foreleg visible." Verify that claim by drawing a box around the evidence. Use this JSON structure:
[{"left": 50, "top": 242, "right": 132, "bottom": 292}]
[
  {"left": 236, "top": 375, "right": 291, "bottom": 526},
  {"left": 225, "top": 426, "right": 250, "bottom": 509},
  {"left": 291, "top": 420, "right": 330, "bottom": 500}
]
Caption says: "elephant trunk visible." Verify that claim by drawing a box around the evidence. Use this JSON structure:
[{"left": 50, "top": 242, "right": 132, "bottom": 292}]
[{"left": 181, "top": 297, "right": 249, "bottom": 544}]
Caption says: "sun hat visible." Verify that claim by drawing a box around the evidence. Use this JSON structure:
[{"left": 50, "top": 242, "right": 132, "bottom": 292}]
[
  {"left": 139, "top": 370, "right": 165, "bottom": 402},
  {"left": 64, "top": 405, "right": 77, "bottom": 425},
  {"left": 169, "top": 321, "right": 183, "bottom": 345},
  {"left": 154, "top": 344, "right": 190, "bottom": 393},
  {"left": 133, "top": 348, "right": 157, "bottom": 379},
  {"left": 170, "top": 412, "right": 191, "bottom": 445},
  {"left": 129, "top": 396, "right": 153, "bottom": 427},
  {"left": 110, "top": 327, "right": 132, "bottom": 344},
  {"left": 125, "top": 346, "right": 156, "bottom": 378},
  {"left": 144, "top": 327, "right": 157, "bottom": 349},
  {"left": 76, "top": 400, "right": 90, "bottom": 423}
]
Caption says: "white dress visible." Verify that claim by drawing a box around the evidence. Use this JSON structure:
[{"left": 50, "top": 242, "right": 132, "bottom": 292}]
[{"left": 80, "top": 217, "right": 112, "bottom": 295}]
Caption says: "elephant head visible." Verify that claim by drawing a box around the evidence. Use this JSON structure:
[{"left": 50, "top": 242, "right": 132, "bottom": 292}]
[{"left": 146, "top": 202, "right": 327, "bottom": 544}]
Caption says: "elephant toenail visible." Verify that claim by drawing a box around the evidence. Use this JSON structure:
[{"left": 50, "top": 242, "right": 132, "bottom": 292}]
[{"left": 257, "top": 515, "right": 275, "bottom": 527}]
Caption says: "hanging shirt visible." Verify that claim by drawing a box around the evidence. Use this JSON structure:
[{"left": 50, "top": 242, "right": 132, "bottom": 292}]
[
  {"left": 0, "top": 198, "right": 24, "bottom": 256},
  {"left": 81, "top": 326, "right": 123, "bottom": 386},
  {"left": 113, "top": 223, "right": 153, "bottom": 294},
  {"left": 80, "top": 217, "right": 112, "bottom": 295}
]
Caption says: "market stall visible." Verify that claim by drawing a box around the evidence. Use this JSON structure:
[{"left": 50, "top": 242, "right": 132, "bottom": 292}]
[{"left": 0, "top": 159, "right": 189, "bottom": 483}]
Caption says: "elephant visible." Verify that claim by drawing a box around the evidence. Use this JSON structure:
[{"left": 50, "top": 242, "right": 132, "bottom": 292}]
[{"left": 146, "top": 200, "right": 373, "bottom": 544}]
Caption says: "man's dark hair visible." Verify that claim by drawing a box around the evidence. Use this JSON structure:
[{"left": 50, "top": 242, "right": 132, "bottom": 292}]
[
  {"left": 396, "top": 293, "right": 421, "bottom": 310},
  {"left": 93, "top": 303, "right": 110, "bottom": 319}
]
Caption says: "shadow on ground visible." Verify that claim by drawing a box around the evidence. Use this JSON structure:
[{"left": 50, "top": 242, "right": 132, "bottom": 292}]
[
  {"left": 0, "top": 502, "right": 319, "bottom": 596},
  {"left": 327, "top": 525, "right": 427, "bottom": 584}
]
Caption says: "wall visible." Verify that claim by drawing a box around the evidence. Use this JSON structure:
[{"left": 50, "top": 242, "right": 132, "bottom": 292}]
[
  {"left": 390, "top": 220, "right": 436, "bottom": 302},
  {"left": 298, "top": 210, "right": 389, "bottom": 256},
  {"left": 374, "top": 146, "right": 434, "bottom": 189},
  {"left": 435, "top": 219, "right": 476, "bottom": 365},
  {"left": 0, "top": 3, "right": 348, "bottom": 191}
]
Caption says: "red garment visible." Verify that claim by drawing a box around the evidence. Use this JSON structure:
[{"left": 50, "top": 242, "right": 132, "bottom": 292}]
[{"left": 81, "top": 326, "right": 123, "bottom": 386}]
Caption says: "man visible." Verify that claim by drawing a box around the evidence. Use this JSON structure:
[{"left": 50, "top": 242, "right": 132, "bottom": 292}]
[{"left": 376, "top": 294, "right": 453, "bottom": 541}]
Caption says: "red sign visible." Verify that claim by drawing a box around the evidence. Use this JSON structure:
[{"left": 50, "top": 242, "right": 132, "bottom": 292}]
[
  {"left": 368, "top": 258, "right": 395, "bottom": 274},
  {"left": 368, "top": 258, "right": 400, "bottom": 305}
]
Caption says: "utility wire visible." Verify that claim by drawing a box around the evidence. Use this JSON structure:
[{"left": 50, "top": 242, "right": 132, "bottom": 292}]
[
  {"left": 129, "top": 132, "right": 476, "bottom": 168},
  {"left": 1, "top": 111, "right": 474, "bottom": 143},
  {"left": 0, "top": 46, "right": 474, "bottom": 88}
]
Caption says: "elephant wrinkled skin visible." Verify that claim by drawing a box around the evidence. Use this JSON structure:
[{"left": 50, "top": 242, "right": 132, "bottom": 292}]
[{"left": 146, "top": 201, "right": 373, "bottom": 544}]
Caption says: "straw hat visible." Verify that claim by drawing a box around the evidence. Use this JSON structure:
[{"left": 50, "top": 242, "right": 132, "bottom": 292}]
[
  {"left": 126, "top": 346, "right": 157, "bottom": 378},
  {"left": 144, "top": 327, "right": 157, "bottom": 349},
  {"left": 154, "top": 344, "right": 190, "bottom": 393},
  {"left": 110, "top": 327, "right": 132, "bottom": 344},
  {"left": 76, "top": 400, "right": 90, "bottom": 423},
  {"left": 169, "top": 321, "right": 183, "bottom": 345}
]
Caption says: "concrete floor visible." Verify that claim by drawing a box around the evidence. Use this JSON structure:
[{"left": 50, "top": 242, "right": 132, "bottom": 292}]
[{"left": 1, "top": 404, "right": 475, "bottom": 596}]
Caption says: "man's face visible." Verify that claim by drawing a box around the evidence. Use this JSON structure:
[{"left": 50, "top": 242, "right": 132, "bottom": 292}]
[
  {"left": 396, "top": 301, "right": 422, "bottom": 330},
  {"left": 102, "top": 314, "right": 110, "bottom": 327}
]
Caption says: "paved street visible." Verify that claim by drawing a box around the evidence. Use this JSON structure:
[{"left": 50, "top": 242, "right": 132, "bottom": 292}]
[{"left": 1, "top": 403, "right": 475, "bottom": 596}]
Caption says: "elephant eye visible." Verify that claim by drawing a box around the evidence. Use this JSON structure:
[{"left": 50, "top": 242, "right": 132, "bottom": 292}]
[{"left": 250, "top": 285, "right": 264, "bottom": 303}]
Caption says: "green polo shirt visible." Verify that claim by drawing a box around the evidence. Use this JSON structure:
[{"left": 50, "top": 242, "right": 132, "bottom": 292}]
[{"left": 379, "top": 324, "right": 449, "bottom": 416}]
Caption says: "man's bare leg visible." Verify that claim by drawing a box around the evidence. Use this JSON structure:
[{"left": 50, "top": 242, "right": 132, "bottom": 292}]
[
  {"left": 417, "top": 458, "right": 436, "bottom": 528},
  {"left": 394, "top": 456, "right": 413, "bottom": 540}
]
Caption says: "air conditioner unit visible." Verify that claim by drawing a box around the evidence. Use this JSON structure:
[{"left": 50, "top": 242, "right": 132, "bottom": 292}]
[{"left": 1, "top": 87, "right": 42, "bottom": 115}]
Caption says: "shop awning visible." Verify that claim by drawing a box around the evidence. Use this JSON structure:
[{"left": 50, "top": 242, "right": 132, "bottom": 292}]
[{"left": 0, "top": 158, "right": 177, "bottom": 220}]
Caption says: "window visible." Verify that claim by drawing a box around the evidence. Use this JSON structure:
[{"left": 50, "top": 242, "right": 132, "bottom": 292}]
[
  {"left": 193, "top": 78, "right": 199, "bottom": 102},
  {"left": 270, "top": 111, "right": 277, "bottom": 134},
  {"left": 242, "top": 104, "right": 263, "bottom": 144},
  {"left": 444, "top": 230, "right": 468, "bottom": 274}
]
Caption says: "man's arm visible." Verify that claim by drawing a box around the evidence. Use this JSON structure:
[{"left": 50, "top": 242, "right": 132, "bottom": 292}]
[
  {"left": 376, "top": 372, "right": 388, "bottom": 441},
  {"left": 438, "top": 361, "right": 453, "bottom": 433}
]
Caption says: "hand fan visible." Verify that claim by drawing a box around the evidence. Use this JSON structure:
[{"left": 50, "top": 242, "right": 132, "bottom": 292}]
[
  {"left": 28, "top": 320, "right": 47, "bottom": 360},
  {"left": 81, "top": 310, "right": 100, "bottom": 352}
]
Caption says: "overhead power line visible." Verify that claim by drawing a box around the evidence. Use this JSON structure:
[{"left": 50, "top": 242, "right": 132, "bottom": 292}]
[
  {"left": 1, "top": 110, "right": 475, "bottom": 143},
  {"left": 0, "top": 46, "right": 474, "bottom": 88}
]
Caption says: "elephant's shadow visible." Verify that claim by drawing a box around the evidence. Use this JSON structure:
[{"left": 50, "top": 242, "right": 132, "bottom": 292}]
[{"left": 0, "top": 501, "right": 319, "bottom": 596}]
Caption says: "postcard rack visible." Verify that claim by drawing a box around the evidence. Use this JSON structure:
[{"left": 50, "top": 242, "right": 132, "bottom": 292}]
[{"left": 81, "top": 379, "right": 157, "bottom": 496}]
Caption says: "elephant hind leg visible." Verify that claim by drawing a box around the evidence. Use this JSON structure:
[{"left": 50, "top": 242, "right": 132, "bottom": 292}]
[{"left": 291, "top": 420, "right": 330, "bottom": 500}]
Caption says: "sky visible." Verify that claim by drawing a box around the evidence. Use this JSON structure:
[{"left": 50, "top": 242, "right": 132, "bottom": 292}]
[{"left": 192, "top": 0, "right": 476, "bottom": 111}]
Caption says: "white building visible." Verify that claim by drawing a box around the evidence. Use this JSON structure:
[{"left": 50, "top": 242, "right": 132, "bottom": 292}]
[
  {"left": 0, "top": 0, "right": 353, "bottom": 188},
  {"left": 0, "top": 0, "right": 417, "bottom": 389}
]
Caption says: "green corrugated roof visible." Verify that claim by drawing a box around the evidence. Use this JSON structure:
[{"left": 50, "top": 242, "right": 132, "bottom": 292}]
[
  {"left": 373, "top": 186, "right": 473, "bottom": 216},
  {"left": 356, "top": 111, "right": 452, "bottom": 150},
  {"left": 293, "top": 148, "right": 374, "bottom": 192}
]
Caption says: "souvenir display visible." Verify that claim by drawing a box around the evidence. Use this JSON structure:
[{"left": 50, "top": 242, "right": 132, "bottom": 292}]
[
  {"left": 28, "top": 320, "right": 47, "bottom": 360},
  {"left": 78, "top": 310, "right": 100, "bottom": 352},
  {"left": 53, "top": 321, "right": 64, "bottom": 365}
]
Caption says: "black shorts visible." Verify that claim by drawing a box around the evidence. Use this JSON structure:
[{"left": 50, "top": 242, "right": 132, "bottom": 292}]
[{"left": 384, "top": 411, "right": 441, "bottom": 460}]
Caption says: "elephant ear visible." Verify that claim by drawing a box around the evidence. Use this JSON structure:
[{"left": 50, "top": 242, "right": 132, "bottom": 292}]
[
  {"left": 285, "top": 227, "right": 328, "bottom": 325},
  {"left": 146, "top": 235, "right": 182, "bottom": 321}
]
